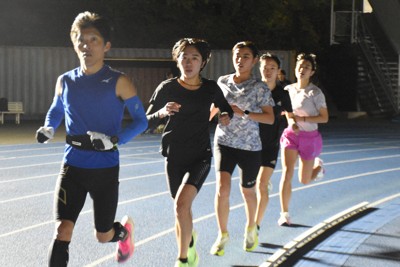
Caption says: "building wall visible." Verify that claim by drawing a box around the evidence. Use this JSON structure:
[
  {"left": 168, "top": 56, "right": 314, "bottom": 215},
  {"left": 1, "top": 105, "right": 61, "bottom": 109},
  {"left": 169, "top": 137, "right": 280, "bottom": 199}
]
[
  {"left": 0, "top": 46, "right": 294, "bottom": 119},
  {"left": 369, "top": 0, "right": 400, "bottom": 53}
]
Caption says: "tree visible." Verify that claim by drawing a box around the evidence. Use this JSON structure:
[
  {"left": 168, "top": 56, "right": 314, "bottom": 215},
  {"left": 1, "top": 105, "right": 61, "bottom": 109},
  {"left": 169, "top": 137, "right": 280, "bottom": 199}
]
[{"left": 0, "top": 0, "right": 332, "bottom": 53}]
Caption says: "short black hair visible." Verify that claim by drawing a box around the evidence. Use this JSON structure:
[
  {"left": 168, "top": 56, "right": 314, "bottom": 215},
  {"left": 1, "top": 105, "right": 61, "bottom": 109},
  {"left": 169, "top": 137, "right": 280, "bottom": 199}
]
[
  {"left": 232, "top": 41, "right": 259, "bottom": 58},
  {"left": 70, "top": 11, "right": 113, "bottom": 44},
  {"left": 296, "top": 53, "right": 317, "bottom": 71},
  {"left": 172, "top": 38, "right": 211, "bottom": 72},
  {"left": 260, "top": 53, "right": 281, "bottom": 68}
]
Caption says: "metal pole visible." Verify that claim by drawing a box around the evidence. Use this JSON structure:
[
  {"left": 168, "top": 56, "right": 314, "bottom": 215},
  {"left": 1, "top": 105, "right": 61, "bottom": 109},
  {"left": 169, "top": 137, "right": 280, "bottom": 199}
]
[
  {"left": 351, "top": 0, "right": 356, "bottom": 43},
  {"left": 398, "top": 55, "right": 400, "bottom": 112},
  {"left": 330, "top": 0, "right": 335, "bottom": 45}
]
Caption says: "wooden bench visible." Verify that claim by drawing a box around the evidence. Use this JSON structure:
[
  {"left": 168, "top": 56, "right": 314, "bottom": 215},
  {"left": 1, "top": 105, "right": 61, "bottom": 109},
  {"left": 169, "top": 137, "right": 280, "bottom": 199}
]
[{"left": 0, "top": 102, "right": 24, "bottom": 124}]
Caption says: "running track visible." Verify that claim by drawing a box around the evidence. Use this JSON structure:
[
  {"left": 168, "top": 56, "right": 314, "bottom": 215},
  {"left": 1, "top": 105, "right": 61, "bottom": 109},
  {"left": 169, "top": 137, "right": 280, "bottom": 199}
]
[{"left": 0, "top": 118, "right": 399, "bottom": 267}]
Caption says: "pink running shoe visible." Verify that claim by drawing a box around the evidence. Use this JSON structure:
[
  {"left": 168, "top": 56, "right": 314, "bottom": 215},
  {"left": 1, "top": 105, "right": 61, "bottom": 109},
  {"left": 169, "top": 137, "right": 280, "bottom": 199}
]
[{"left": 116, "top": 216, "right": 135, "bottom": 263}]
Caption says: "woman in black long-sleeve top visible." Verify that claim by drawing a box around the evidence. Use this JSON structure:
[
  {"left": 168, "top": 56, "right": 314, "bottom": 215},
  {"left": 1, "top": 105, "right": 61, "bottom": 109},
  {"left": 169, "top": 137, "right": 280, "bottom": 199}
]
[{"left": 146, "top": 38, "right": 233, "bottom": 267}]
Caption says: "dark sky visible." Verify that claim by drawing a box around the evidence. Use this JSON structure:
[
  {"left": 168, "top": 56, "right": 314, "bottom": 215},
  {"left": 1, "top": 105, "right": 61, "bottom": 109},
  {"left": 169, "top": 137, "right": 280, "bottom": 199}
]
[{"left": 0, "top": 0, "right": 109, "bottom": 47}]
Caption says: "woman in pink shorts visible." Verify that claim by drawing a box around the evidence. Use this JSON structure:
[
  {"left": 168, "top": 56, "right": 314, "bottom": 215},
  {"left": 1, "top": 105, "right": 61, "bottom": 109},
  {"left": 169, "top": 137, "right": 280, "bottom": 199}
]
[{"left": 278, "top": 53, "right": 329, "bottom": 226}]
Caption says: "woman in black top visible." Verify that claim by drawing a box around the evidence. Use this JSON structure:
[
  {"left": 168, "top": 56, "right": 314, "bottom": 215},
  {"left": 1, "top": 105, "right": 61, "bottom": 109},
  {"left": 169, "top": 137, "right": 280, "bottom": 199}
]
[
  {"left": 146, "top": 38, "right": 233, "bottom": 267},
  {"left": 256, "top": 53, "right": 293, "bottom": 230}
]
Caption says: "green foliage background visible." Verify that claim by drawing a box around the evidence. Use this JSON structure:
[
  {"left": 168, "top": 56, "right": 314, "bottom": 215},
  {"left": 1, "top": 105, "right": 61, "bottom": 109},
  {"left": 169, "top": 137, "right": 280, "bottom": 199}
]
[{"left": 0, "top": 0, "right": 335, "bottom": 52}]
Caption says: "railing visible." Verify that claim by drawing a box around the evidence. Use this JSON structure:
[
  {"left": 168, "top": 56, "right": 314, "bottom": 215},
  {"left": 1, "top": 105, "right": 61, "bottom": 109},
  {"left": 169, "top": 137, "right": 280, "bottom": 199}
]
[{"left": 357, "top": 14, "right": 399, "bottom": 114}]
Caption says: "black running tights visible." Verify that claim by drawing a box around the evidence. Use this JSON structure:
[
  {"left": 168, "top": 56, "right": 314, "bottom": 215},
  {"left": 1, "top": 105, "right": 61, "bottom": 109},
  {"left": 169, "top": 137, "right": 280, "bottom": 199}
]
[{"left": 48, "top": 239, "right": 70, "bottom": 267}]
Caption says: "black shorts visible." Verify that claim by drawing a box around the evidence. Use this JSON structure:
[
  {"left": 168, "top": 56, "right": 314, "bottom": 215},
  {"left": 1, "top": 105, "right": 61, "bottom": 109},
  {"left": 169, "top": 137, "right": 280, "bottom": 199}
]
[
  {"left": 214, "top": 144, "right": 261, "bottom": 188},
  {"left": 54, "top": 164, "right": 119, "bottom": 232},
  {"left": 259, "top": 122, "right": 283, "bottom": 169},
  {"left": 260, "top": 143, "right": 280, "bottom": 168},
  {"left": 166, "top": 154, "right": 211, "bottom": 199}
]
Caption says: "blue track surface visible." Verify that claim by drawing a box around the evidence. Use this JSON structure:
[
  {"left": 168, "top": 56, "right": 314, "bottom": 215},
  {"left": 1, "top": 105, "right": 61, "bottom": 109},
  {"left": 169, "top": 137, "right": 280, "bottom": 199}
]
[{"left": 1, "top": 118, "right": 400, "bottom": 267}]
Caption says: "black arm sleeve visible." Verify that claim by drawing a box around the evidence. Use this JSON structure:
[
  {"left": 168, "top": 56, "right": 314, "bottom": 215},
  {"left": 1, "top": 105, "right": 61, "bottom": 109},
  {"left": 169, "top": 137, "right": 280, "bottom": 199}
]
[
  {"left": 281, "top": 89, "right": 293, "bottom": 113},
  {"left": 212, "top": 82, "right": 234, "bottom": 119},
  {"left": 146, "top": 82, "right": 169, "bottom": 129}
]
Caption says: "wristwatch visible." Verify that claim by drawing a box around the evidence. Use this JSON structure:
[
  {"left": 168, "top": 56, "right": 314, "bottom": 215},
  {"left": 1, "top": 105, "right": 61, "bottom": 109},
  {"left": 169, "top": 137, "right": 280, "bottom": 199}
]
[
  {"left": 243, "top": 110, "right": 250, "bottom": 119},
  {"left": 110, "top": 136, "right": 119, "bottom": 145}
]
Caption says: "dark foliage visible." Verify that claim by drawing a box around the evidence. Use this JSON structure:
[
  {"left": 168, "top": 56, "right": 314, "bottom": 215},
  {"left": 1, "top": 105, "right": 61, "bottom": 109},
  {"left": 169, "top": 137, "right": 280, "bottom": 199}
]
[{"left": 1, "top": 0, "right": 333, "bottom": 52}]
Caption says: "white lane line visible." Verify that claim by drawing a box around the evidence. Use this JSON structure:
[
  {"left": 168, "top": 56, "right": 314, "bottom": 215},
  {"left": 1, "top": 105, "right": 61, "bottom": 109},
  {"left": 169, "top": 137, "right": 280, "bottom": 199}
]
[
  {"left": 0, "top": 191, "right": 54, "bottom": 204},
  {"left": 4, "top": 150, "right": 400, "bottom": 182},
  {"left": 322, "top": 146, "right": 400, "bottom": 155},
  {"left": 261, "top": 201, "right": 370, "bottom": 267},
  {"left": 0, "top": 161, "right": 60, "bottom": 170},
  {"left": 263, "top": 193, "right": 400, "bottom": 267},
  {"left": 322, "top": 154, "right": 400, "bottom": 165},
  {"left": 1, "top": 153, "right": 400, "bottom": 202},
  {"left": 0, "top": 152, "right": 63, "bottom": 160},
  {"left": 0, "top": 172, "right": 166, "bottom": 204},
  {"left": 0, "top": 220, "right": 55, "bottom": 239},
  {"left": 0, "top": 160, "right": 167, "bottom": 184},
  {"left": 369, "top": 192, "right": 400, "bottom": 207},
  {"left": 0, "top": 147, "right": 161, "bottom": 161},
  {"left": 84, "top": 202, "right": 247, "bottom": 267},
  {"left": 323, "top": 140, "right": 400, "bottom": 148},
  {"left": 0, "top": 173, "right": 55, "bottom": 184},
  {"left": 0, "top": 142, "right": 160, "bottom": 154},
  {"left": 0, "top": 188, "right": 172, "bottom": 239},
  {"left": 1, "top": 143, "right": 399, "bottom": 171},
  {"left": 2, "top": 166, "right": 399, "bottom": 252},
  {"left": 0, "top": 158, "right": 164, "bottom": 171},
  {"left": 120, "top": 172, "right": 165, "bottom": 182},
  {"left": 0, "top": 146, "right": 64, "bottom": 154},
  {"left": 290, "top": 167, "right": 400, "bottom": 191},
  {"left": 1, "top": 138, "right": 398, "bottom": 161},
  {"left": 85, "top": 166, "right": 400, "bottom": 266}
]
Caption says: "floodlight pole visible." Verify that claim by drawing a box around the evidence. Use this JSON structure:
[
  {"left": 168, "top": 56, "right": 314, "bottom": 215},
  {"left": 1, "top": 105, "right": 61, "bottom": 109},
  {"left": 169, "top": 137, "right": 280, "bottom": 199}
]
[
  {"left": 330, "top": 0, "right": 335, "bottom": 45},
  {"left": 350, "top": 0, "right": 357, "bottom": 43}
]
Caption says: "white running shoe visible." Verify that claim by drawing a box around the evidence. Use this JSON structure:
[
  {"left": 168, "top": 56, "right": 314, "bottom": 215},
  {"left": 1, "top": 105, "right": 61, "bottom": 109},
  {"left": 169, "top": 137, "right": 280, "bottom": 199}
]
[
  {"left": 278, "top": 212, "right": 291, "bottom": 226},
  {"left": 314, "top": 157, "right": 325, "bottom": 180}
]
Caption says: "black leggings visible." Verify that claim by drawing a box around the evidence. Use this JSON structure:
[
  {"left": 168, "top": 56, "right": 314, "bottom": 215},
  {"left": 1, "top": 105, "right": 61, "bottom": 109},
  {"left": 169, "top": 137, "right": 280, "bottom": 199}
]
[{"left": 54, "top": 164, "right": 119, "bottom": 232}]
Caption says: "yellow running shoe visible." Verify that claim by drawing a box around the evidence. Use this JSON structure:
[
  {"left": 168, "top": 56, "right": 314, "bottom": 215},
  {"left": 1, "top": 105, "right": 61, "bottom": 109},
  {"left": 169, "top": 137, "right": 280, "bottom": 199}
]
[
  {"left": 244, "top": 226, "right": 258, "bottom": 252},
  {"left": 210, "top": 232, "right": 229, "bottom": 256},
  {"left": 174, "top": 259, "right": 189, "bottom": 267},
  {"left": 188, "top": 231, "right": 199, "bottom": 267}
]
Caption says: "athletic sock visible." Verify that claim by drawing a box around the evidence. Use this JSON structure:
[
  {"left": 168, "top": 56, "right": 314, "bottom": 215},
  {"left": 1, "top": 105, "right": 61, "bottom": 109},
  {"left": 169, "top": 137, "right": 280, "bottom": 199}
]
[
  {"left": 110, "top": 221, "right": 128, "bottom": 242},
  {"left": 189, "top": 235, "right": 194, "bottom": 247},
  {"left": 48, "top": 239, "right": 70, "bottom": 267},
  {"left": 178, "top": 258, "right": 188, "bottom": 263}
]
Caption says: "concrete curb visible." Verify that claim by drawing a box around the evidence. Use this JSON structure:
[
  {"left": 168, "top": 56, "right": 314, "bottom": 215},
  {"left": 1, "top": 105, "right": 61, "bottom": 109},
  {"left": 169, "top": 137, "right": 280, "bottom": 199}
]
[{"left": 259, "top": 202, "right": 369, "bottom": 267}]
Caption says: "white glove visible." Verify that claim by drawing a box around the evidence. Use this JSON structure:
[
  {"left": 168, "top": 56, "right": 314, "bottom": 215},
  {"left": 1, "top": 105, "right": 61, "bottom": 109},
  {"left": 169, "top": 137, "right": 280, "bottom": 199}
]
[
  {"left": 87, "top": 131, "right": 115, "bottom": 151},
  {"left": 36, "top": 126, "right": 54, "bottom": 143}
]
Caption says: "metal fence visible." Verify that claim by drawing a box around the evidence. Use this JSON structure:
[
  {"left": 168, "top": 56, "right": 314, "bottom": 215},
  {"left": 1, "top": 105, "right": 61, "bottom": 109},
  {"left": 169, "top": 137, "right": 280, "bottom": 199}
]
[{"left": 0, "top": 46, "right": 294, "bottom": 119}]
